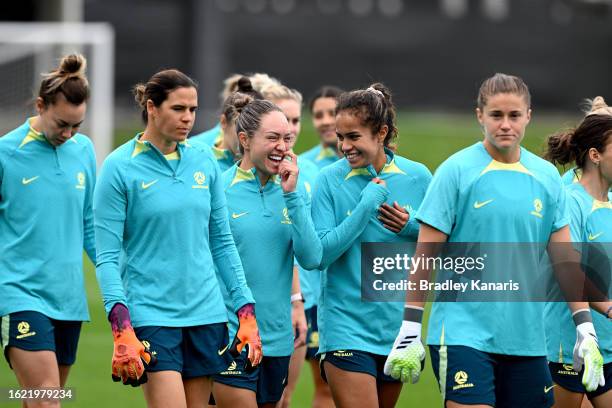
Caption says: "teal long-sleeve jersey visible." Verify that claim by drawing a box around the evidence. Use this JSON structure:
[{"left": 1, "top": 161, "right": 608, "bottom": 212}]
[
  {"left": 0, "top": 119, "right": 96, "bottom": 321},
  {"left": 94, "top": 135, "right": 253, "bottom": 327},
  {"left": 221, "top": 164, "right": 322, "bottom": 356},
  {"left": 545, "top": 183, "right": 611, "bottom": 364},
  {"left": 311, "top": 149, "right": 432, "bottom": 356}
]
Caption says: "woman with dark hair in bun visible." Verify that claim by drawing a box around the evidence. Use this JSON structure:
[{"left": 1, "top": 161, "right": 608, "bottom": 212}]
[
  {"left": 211, "top": 98, "right": 321, "bottom": 408},
  {"left": 191, "top": 77, "right": 263, "bottom": 172},
  {"left": 94, "top": 68, "right": 262, "bottom": 407},
  {"left": 0, "top": 53, "right": 96, "bottom": 401},
  {"left": 544, "top": 97, "right": 612, "bottom": 408},
  {"left": 311, "top": 83, "right": 431, "bottom": 407}
]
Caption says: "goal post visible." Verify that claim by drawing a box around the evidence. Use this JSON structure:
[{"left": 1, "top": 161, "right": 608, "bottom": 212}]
[{"left": 0, "top": 22, "right": 115, "bottom": 166}]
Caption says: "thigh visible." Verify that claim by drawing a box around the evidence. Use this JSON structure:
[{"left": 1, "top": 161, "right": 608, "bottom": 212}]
[
  {"left": 279, "top": 344, "right": 306, "bottom": 407},
  {"left": 377, "top": 381, "right": 403, "bottom": 408},
  {"left": 496, "top": 355, "right": 554, "bottom": 408},
  {"left": 142, "top": 370, "right": 187, "bottom": 408},
  {"left": 212, "top": 381, "right": 257, "bottom": 408},
  {"left": 587, "top": 362, "right": 612, "bottom": 404},
  {"left": 429, "top": 345, "right": 495, "bottom": 407},
  {"left": 183, "top": 376, "right": 212, "bottom": 408},
  {"left": 182, "top": 323, "right": 233, "bottom": 379},
  {"left": 9, "top": 348, "right": 60, "bottom": 388},
  {"left": 323, "top": 360, "right": 378, "bottom": 408}
]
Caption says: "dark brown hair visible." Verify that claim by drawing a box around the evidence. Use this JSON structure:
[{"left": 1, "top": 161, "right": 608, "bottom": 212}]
[
  {"left": 309, "top": 85, "right": 343, "bottom": 113},
  {"left": 133, "top": 69, "right": 198, "bottom": 124},
  {"left": 38, "top": 54, "right": 89, "bottom": 106},
  {"left": 336, "top": 82, "right": 398, "bottom": 149},
  {"left": 545, "top": 114, "right": 612, "bottom": 168}
]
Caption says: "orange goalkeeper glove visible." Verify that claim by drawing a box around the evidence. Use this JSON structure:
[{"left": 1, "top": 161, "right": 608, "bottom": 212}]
[
  {"left": 109, "top": 303, "right": 156, "bottom": 386},
  {"left": 229, "top": 303, "right": 262, "bottom": 370}
]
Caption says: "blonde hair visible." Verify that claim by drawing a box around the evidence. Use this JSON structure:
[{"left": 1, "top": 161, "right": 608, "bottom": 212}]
[
  {"left": 220, "top": 72, "right": 281, "bottom": 101},
  {"left": 260, "top": 84, "right": 303, "bottom": 105}
]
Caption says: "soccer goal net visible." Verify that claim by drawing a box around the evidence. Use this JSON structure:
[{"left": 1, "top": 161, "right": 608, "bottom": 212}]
[{"left": 0, "top": 22, "right": 114, "bottom": 165}]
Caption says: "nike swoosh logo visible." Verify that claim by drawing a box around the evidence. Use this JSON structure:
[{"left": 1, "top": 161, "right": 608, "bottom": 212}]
[
  {"left": 141, "top": 180, "right": 159, "bottom": 189},
  {"left": 218, "top": 344, "right": 228, "bottom": 355},
  {"left": 232, "top": 212, "right": 248, "bottom": 219},
  {"left": 474, "top": 199, "right": 494, "bottom": 209},
  {"left": 544, "top": 385, "right": 556, "bottom": 393},
  {"left": 22, "top": 176, "right": 40, "bottom": 185},
  {"left": 588, "top": 232, "right": 603, "bottom": 241}
]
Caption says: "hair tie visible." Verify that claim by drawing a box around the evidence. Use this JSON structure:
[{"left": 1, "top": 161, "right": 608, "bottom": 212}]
[
  {"left": 366, "top": 87, "right": 384, "bottom": 98},
  {"left": 586, "top": 96, "right": 612, "bottom": 117}
]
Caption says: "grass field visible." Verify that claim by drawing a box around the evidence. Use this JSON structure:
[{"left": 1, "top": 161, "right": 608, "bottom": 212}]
[{"left": 0, "top": 112, "right": 578, "bottom": 407}]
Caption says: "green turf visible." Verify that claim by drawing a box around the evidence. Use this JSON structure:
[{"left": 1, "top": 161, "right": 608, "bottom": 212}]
[{"left": 0, "top": 112, "right": 578, "bottom": 407}]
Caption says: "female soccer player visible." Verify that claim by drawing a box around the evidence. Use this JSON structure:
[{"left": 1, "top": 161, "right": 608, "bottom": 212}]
[
  {"left": 544, "top": 96, "right": 612, "bottom": 408},
  {"left": 0, "top": 54, "right": 95, "bottom": 403},
  {"left": 94, "top": 69, "right": 262, "bottom": 407},
  {"left": 310, "top": 83, "right": 432, "bottom": 408},
  {"left": 260, "top": 83, "right": 321, "bottom": 408},
  {"left": 385, "top": 73, "right": 605, "bottom": 408},
  {"left": 191, "top": 77, "right": 263, "bottom": 172},
  {"left": 301, "top": 86, "right": 344, "bottom": 170},
  {"left": 211, "top": 99, "right": 321, "bottom": 408}
]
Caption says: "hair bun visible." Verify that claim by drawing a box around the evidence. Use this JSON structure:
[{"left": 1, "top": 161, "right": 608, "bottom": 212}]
[
  {"left": 237, "top": 77, "right": 254, "bottom": 94},
  {"left": 133, "top": 84, "right": 147, "bottom": 108},
  {"left": 59, "top": 54, "right": 86, "bottom": 77},
  {"left": 586, "top": 96, "right": 612, "bottom": 117}
]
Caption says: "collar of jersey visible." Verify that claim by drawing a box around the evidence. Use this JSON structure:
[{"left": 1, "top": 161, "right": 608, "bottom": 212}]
[
  {"left": 132, "top": 133, "right": 186, "bottom": 158},
  {"left": 19, "top": 117, "right": 50, "bottom": 148},
  {"left": 344, "top": 148, "right": 404, "bottom": 180},
  {"left": 230, "top": 162, "right": 279, "bottom": 188},
  {"left": 316, "top": 145, "right": 338, "bottom": 161},
  {"left": 211, "top": 144, "right": 234, "bottom": 162}
]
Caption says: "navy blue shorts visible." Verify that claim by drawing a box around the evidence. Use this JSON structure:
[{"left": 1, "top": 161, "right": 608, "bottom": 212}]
[
  {"left": 430, "top": 345, "right": 554, "bottom": 408},
  {"left": 320, "top": 349, "right": 399, "bottom": 383},
  {"left": 549, "top": 362, "right": 612, "bottom": 399},
  {"left": 134, "top": 323, "right": 232, "bottom": 379},
  {"left": 1, "top": 311, "right": 82, "bottom": 368},
  {"left": 213, "top": 352, "right": 290, "bottom": 404},
  {"left": 305, "top": 306, "right": 319, "bottom": 360}
]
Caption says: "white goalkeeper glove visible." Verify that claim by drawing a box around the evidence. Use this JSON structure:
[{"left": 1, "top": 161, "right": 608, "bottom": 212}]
[
  {"left": 573, "top": 321, "right": 605, "bottom": 392},
  {"left": 383, "top": 320, "right": 426, "bottom": 384}
]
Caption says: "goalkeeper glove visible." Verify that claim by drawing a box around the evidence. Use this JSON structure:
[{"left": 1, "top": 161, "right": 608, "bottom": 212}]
[
  {"left": 573, "top": 321, "right": 605, "bottom": 392},
  {"left": 109, "top": 303, "right": 156, "bottom": 386},
  {"left": 384, "top": 320, "right": 426, "bottom": 383},
  {"left": 229, "top": 303, "right": 262, "bottom": 370}
]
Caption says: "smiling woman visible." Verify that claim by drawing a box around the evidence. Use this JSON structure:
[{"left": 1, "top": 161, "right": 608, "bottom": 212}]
[
  {"left": 0, "top": 53, "right": 96, "bottom": 408},
  {"left": 93, "top": 69, "right": 262, "bottom": 408}
]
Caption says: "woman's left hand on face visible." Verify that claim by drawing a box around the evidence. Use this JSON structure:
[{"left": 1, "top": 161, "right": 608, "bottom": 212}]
[
  {"left": 378, "top": 201, "right": 409, "bottom": 233},
  {"left": 279, "top": 150, "right": 299, "bottom": 193}
]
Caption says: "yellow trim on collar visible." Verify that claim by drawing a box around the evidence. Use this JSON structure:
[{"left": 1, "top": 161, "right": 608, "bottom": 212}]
[
  {"left": 164, "top": 151, "right": 180, "bottom": 161},
  {"left": 591, "top": 199, "right": 612, "bottom": 212},
  {"left": 381, "top": 160, "right": 406, "bottom": 175},
  {"left": 480, "top": 160, "right": 533, "bottom": 177},
  {"left": 132, "top": 137, "right": 151, "bottom": 158},
  {"left": 344, "top": 168, "right": 371, "bottom": 180},
  {"left": 19, "top": 118, "right": 46, "bottom": 148},
  {"left": 231, "top": 166, "right": 256, "bottom": 186},
  {"left": 316, "top": 146, "right": 337, "bottom": 161}
]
